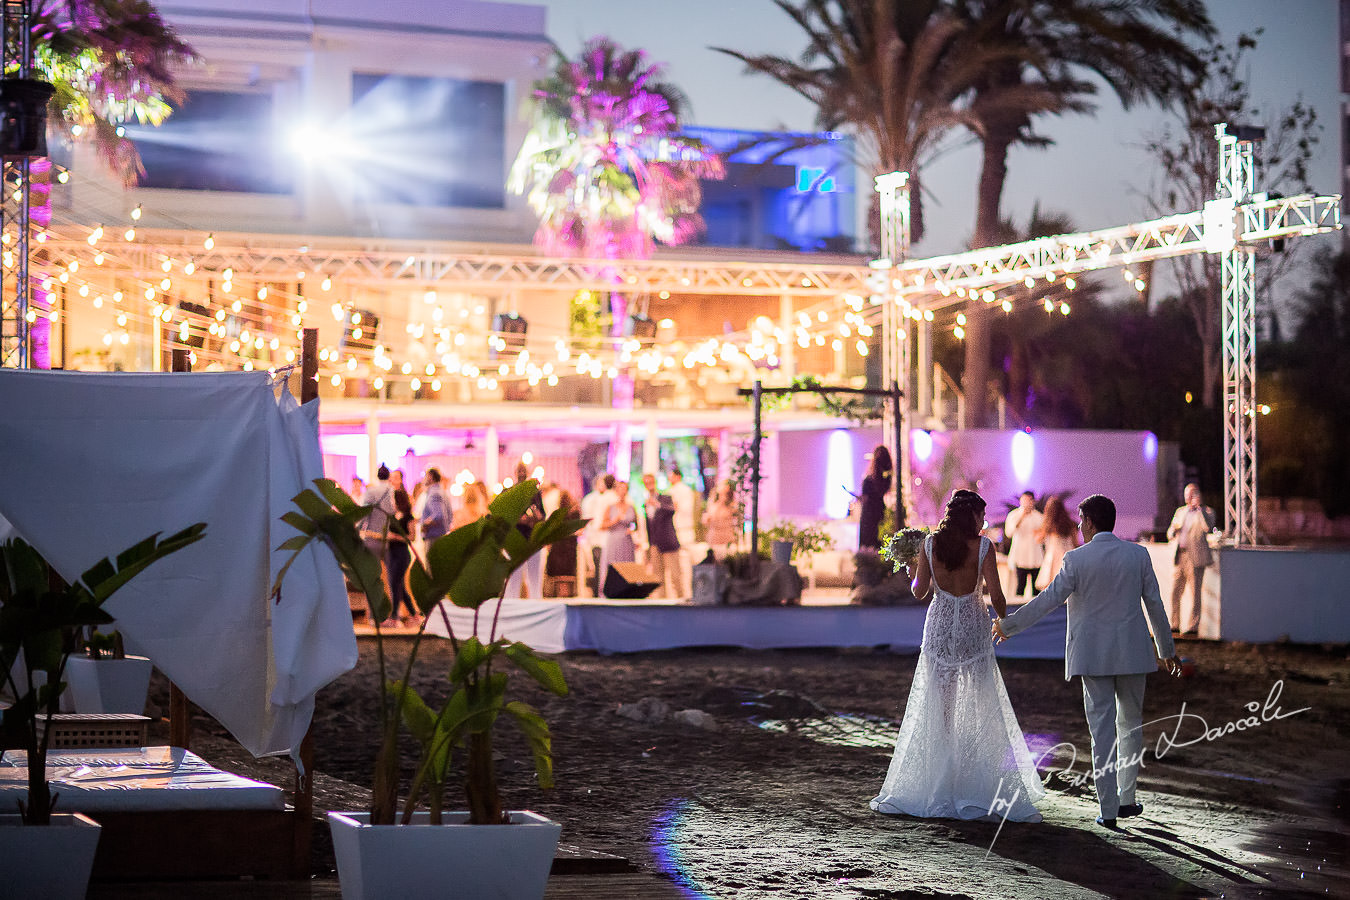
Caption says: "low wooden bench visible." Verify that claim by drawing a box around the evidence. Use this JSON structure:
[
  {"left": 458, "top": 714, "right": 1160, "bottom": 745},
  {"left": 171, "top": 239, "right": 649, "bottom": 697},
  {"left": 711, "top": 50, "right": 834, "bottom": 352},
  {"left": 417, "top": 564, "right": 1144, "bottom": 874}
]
[{"left": 41, "top": 713, "right": 152, "bottom": 749}]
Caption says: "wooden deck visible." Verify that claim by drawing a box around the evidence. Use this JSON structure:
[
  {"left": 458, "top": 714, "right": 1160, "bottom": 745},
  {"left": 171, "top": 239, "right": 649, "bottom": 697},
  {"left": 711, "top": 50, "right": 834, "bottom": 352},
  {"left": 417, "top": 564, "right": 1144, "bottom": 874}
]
[{"left": 89, "top": 871, "right": 689, "bottom": 898}]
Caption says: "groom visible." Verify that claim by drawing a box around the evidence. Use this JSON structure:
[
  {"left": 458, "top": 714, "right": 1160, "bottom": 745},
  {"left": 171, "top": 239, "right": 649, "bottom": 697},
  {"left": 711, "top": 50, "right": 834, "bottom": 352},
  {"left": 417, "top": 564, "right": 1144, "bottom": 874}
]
[{"left": 992, "top": 494, "right": 1181, "bottom": 828}]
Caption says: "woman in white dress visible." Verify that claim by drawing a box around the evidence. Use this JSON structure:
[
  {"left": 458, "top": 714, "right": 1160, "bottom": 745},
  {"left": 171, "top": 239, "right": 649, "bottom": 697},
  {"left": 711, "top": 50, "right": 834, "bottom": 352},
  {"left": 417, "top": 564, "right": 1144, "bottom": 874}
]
[
  {"left": 596, "top": 481, "right": 637, "bottom": 595},
  {"left": 1035, "top": 495, "right": 1079, "bottom": 591},
  {"left": 871, "top": 489, "right": 1044, "bottom": 822}
]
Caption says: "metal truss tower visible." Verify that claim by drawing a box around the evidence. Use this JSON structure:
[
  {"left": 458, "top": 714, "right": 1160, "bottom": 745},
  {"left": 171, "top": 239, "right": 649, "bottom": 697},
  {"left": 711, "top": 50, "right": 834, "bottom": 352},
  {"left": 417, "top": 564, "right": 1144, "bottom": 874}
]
[
  {"left": 874, "top": 171, "right": 911, "bottom": 519},
  {"left": 1214, "top": 124, "right": 1260, "bottom": 545},
  {"left": 0, "top": 0, "right": 36, "bottom": 368},
  {"left": 870, "top": 127, "right": 1337, "bottom": 541}
]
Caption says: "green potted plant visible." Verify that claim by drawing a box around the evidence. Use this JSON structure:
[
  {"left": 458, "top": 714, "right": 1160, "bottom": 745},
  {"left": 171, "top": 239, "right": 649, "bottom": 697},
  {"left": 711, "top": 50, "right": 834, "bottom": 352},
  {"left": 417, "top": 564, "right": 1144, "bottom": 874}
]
[
  {"left": 273, "top": 477, "right": 584, "bottom": 900},
  {"left": 757, "top": 519, "right": 835, "bottom": 566},
  {"left": 0, "top": 525, "right": 205, "bottom": 897}
]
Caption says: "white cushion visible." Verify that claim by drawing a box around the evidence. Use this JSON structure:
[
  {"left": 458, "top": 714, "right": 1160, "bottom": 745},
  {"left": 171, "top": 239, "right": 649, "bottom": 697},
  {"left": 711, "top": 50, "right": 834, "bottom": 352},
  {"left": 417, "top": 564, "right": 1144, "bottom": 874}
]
[{"left": 0, "top": 746, "right": 285, "bottom": 812}]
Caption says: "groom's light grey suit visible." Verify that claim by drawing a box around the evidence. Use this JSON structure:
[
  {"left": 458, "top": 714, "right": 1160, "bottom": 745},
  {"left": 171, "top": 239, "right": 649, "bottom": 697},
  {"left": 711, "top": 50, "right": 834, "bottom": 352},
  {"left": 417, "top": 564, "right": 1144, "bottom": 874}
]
[{"left": 998, "top": 531, "right": 1175, "bottom": 820}]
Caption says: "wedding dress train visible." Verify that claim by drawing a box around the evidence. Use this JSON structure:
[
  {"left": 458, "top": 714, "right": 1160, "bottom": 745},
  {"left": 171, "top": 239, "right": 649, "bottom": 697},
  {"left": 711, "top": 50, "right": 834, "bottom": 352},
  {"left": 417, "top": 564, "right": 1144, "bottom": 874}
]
[{"left": 871, "top": 536, "right": 1045, "bottom": 821}]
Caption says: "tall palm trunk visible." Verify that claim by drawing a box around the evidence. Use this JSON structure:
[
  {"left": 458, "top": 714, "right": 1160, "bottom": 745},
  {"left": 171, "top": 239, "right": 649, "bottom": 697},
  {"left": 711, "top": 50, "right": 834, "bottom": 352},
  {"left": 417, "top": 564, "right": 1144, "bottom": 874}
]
[{"left": 964, "top": 127, "right": 1015, "bottom": 428}]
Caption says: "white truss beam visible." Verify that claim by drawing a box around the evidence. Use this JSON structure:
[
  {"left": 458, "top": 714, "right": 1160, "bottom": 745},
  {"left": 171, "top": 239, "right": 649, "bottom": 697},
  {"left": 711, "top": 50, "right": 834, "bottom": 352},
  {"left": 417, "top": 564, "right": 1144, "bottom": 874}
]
[
  {"left": 34, "top": 228, "right": 875, "bottom": 298},
  {"left": 880, "top": 193, "right": 1338, "bottom": 314}
]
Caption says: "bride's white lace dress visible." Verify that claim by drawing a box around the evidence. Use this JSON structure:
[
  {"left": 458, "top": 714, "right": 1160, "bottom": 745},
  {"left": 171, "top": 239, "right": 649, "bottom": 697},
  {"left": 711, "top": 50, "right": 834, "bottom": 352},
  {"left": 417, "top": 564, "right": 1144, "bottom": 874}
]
[{"left": 871, "top": 536, "right": 1045, "bottom": 821}]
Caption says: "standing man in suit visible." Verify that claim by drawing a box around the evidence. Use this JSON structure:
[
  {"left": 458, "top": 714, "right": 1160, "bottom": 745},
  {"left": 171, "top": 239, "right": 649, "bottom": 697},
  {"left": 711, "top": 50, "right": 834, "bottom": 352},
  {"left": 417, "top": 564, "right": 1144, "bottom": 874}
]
[
  {"left": 993, "top": 494, "right": 1181, "bottom": 828},
  {"left": 1167, "top": 483, "right": 1218, "bottom": 636}
]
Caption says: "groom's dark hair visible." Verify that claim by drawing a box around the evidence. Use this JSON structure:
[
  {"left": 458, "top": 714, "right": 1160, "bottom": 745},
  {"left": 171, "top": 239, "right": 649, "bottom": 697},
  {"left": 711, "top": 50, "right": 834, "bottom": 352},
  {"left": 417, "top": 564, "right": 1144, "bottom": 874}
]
[{"left": 1078, "top": 494, "right": 1116, "bottom": 533}]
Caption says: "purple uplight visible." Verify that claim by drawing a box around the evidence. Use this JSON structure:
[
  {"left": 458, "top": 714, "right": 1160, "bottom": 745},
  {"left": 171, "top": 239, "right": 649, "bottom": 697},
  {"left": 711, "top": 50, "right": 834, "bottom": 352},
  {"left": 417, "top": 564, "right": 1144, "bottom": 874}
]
[
  {"left": 650, "top": 800, "right": 715, "bottom": 899},
  {"left": 1022, "top": 732, "right": 1069, "bottom": 771},
  {"left": 29, "top": 158, "right": 53, "bottom": 368}
]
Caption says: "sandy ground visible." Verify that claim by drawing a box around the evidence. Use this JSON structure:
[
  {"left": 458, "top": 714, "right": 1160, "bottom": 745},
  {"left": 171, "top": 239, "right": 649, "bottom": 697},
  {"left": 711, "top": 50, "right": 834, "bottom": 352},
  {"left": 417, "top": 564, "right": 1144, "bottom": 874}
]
[{"left": 177, "top": 637, "right": 1349, "bottom": 899}]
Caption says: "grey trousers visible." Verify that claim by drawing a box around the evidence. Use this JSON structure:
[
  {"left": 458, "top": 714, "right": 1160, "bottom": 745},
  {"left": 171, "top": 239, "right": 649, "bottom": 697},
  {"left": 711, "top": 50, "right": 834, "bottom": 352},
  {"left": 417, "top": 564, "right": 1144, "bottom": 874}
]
[
  {"left": 1081, "top": 673, "right": 1148, "bottom": 820},
  {"left": 1170, "top": 563, "right": 1206, "bottom": 632},
  {"left": 649, "top": 549, "right": 685, "bottom": 599}
]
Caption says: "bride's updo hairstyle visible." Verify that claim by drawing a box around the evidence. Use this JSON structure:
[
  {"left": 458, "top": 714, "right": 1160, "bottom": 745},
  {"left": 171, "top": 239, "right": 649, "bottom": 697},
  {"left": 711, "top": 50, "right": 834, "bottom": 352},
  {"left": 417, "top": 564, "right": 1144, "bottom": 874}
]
[{"left": 932, "top": 489, "right": 986, "bottom": 571}]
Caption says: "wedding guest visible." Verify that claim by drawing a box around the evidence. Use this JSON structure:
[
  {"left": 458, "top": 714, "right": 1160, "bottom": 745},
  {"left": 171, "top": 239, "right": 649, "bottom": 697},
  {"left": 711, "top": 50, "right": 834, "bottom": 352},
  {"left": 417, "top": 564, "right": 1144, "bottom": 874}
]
[
  {"left": 1167, "top": 483, "right": 1218, "bottom": 636},
  {"left": 579, "top": 474, "right": 615, "bottom": 596},
  {"left": 418, "top": 468, "right": 453, "bottom": 544},
  {"left": 451, "top": 481, "right": 490, "bottom": 530},
  {"left": 1004, "top": 491, "right": 1045, "bottom": 600},
  {"left": 702, "top": 480, "right": 739, "bottom": 559},
  {"left": 541, "top": 480, "right": 562, "bottom": 517},
  {"left": 385, "top": 487, "right": 416, "bottom": 627},
  {"left": 359, "top": 465, "right": 396, "bottom": 556},
  {"left": 643, "top": 473, "right": 684, "bottom": 599},
  {"left": 349, "top": 476, "right": 365, "bottom": 500},
  {"left": 358, "top": 466, "right": 397, "bottom": 616},
  {"left": 1035, "top": 495, "right": 1079, "bottom": 591},
  {"left": 544, "top": 489, "right": 582, "bottom": 597},
  {"left": 667, "top": 467, "right": 697, "bottom": 550},
  {"left": 504, "top": 461, "right": 547, "bottom": 599},
  {"left": 857, "top": 445, "right": 893, "bottom": 550},
  {"left": 667, "top": 467, "right": 698, "bottom": 605},
  {"left": 596, "top": 481, "right": 637, "bottom": 596}
]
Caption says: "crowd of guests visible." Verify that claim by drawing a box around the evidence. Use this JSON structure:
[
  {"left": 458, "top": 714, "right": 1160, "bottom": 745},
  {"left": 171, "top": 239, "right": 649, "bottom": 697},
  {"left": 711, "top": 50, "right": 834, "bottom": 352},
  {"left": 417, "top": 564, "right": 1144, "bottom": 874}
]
[
  {"left": 348, "top": 462, "right": 744, "bottom": 618},
  {"left": 1003, "top": 490, "right": 1080, "bottom": 600},
  {"left": 1001, "top": 484, "right": 1217, "bottom": 636}
]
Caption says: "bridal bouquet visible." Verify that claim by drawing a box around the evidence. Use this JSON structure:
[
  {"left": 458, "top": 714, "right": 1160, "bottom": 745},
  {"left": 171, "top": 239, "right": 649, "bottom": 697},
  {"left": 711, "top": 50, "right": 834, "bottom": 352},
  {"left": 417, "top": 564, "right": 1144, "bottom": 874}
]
[{"left": 882, "top": 526, "right": 930, "bottom": 575}]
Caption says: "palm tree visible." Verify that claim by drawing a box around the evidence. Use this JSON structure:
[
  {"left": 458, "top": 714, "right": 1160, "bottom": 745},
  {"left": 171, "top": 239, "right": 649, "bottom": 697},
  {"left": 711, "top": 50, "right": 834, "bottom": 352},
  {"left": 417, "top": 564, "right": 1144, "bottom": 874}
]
[
  {"left": 508, "top": 36, "right": 723, "bottom": 260},
  {"left": 715, "top": 0, "right": 1045, "bottom": 246},
  {"left": 32, "top": 0, "right": 194, "bottom": 185},
  {"left": 956, "top": 0, "right": 1213, "bottom": 427}
]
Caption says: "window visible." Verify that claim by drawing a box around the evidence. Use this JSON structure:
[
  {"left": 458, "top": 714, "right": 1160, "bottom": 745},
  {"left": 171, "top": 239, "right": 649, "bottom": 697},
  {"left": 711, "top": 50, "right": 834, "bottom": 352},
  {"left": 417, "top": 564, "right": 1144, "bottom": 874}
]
[
  {"left": 349, "top": 74, "right": 505, "bottom": 209},
  {"left": 128, "top": 90, "right": 291, "bottom": 194}
]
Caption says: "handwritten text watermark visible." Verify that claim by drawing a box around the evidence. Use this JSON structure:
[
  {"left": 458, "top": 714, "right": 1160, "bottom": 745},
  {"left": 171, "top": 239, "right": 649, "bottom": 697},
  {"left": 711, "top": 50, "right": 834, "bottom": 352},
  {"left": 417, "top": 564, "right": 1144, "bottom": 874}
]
[{"left": 983, "top": 680, "right": 1309, "bottom": 857}]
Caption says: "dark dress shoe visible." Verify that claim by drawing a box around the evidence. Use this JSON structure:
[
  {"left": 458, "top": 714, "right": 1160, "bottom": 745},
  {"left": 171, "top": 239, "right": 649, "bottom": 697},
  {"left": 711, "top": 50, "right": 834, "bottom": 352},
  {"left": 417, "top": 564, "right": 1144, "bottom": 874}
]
[
  {"left": 1096, "top": 816, "right": 1118, "bottom": 829},
  {"left": 1118, "top": 803, "right": 1144, "bottom": 818}
]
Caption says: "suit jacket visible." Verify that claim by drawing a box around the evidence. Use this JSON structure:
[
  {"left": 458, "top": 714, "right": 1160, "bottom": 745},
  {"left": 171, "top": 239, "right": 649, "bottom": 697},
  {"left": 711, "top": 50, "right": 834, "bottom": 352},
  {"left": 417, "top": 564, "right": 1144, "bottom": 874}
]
[
  {"left": 1000, "top": 532, "right": 1175, "bottom": 680},
  {"left": 1168, "top": 504, "right": 1217, "bottom": 567}
]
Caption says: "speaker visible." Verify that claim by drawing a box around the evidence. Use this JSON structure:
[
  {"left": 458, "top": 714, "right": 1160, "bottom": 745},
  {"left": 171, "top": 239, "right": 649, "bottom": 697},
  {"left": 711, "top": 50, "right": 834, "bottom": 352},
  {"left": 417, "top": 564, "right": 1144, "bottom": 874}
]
[{"left": 603, "top": 562, "right": 660, "bottom": 599}]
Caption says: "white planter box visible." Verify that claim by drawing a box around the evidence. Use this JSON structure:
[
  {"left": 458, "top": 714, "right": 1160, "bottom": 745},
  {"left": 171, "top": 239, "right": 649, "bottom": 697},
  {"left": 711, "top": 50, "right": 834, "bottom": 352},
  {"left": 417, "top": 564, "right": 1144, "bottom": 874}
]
[
  {"left": 62, "top": 655, "right": 152, "bottom": 714},
  {"left": 0, "top": 812, "right": 101, "bottom": 900},
  {"left": 328, "top": 809, "right": 560, "bottom": 900}
]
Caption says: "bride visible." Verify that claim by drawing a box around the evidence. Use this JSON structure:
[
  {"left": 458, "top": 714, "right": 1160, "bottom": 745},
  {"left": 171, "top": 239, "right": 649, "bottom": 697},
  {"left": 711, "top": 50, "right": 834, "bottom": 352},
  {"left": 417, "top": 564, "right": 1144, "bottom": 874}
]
[{"left": 871, "top": 489, "right": 1044, "bottom": 822}]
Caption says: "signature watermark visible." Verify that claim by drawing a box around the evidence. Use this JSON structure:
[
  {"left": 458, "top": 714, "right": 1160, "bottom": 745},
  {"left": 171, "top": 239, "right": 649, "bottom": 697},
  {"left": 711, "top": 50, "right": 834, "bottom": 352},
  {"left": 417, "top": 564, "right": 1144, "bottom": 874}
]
[{"left": 982, "top": 679, "right": 1309, "bottom": 857}]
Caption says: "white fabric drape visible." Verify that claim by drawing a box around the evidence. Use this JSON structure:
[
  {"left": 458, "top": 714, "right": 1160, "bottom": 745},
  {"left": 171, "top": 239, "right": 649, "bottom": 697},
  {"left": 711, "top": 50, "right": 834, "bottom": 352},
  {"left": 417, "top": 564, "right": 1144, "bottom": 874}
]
[{"left": 0, "top": 370, "right": 356, "bottom": 759}]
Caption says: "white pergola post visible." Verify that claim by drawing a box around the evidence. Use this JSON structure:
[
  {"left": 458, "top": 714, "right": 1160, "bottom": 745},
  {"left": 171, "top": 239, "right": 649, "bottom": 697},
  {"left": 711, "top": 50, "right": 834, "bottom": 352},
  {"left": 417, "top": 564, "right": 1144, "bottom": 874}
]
[
  {"left": 364, "top": 413, "right": 380, "bottom": 482},
  {"left": 485, "top": 425, "right": 499, "bottom": 487},
  {"left": 643, "top": 414, "right": 660, "bottom": 474}
]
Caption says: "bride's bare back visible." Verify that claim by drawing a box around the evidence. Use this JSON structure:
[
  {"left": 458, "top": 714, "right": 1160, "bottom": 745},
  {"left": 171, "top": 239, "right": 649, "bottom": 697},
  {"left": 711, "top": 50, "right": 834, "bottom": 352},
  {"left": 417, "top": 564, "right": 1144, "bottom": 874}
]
[{"left": 912, "top": 535, "right": 1008, "bottom": 616}]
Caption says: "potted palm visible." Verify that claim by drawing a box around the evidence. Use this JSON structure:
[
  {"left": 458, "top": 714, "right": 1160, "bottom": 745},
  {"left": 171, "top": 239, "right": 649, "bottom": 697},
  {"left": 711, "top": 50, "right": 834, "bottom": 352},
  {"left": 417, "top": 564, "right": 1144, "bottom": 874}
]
[
  {"left": 273, "top": 478, "right": 584, "bottom": 900},
  {"left": 0, "top": 524, "right": 205, "bottom": 899}
]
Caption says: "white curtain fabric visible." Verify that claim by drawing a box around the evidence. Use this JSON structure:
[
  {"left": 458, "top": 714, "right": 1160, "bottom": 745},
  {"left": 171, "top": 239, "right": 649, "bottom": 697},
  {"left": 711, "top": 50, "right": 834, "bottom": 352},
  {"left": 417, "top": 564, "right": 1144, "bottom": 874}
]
[{"left": 0, "top": 370, "right": 356, "bottom": 759}]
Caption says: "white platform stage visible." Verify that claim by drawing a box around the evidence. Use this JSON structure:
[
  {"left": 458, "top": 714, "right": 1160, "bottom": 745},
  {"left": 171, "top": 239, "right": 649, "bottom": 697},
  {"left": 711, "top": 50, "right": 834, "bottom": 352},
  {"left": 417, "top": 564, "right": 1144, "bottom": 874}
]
[{"left": 424, "top": 596, "right": 1068, "bottom": 658}]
